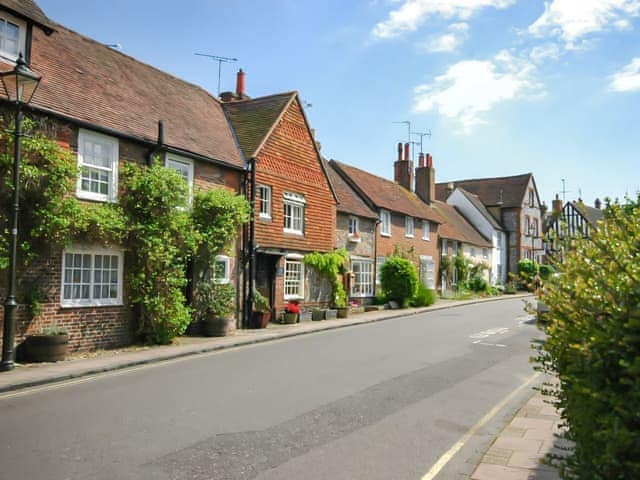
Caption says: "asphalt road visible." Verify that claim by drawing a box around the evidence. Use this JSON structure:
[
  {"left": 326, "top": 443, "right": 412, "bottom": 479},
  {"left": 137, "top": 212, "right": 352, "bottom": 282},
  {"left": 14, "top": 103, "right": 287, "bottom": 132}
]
[{"left": 0, "top": 298, "right": 542, "bottom": 480}]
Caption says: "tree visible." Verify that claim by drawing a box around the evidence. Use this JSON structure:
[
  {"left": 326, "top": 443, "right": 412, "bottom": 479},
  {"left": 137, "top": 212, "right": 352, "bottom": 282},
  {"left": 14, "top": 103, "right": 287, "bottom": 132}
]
[
  {"left": 533, "top": 196, "right": 640, "bottom": 479},
  {"left": 380, "top": 256, "right": 418, "bottom": 307}
]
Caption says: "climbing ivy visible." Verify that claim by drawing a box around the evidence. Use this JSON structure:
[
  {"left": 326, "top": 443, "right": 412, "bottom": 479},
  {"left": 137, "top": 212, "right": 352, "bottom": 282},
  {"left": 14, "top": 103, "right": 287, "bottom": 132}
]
[{"left": 304, "top": 248, "right": 349, "bottom": 307}]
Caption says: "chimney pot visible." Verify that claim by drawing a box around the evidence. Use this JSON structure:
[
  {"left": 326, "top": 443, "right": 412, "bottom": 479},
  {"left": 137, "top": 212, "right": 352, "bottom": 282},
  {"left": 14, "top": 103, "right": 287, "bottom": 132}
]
[
  {"left": 236, "top": 68, "right": 246, "bottom": 97},
  {"left": 418, "top": 153, "right": 425, "bottom": 167},
  {"left": 426, "top": 153, "right": 433, "bottom": 168},
  {"left": 594, "top": 198, "right": 601, "bottom": 209},
  {"left": 404, "top": 143, "right": 410, "bottom": 162},
  {"left": 397, "top": 142, "right": 403, "bottom": 161}
]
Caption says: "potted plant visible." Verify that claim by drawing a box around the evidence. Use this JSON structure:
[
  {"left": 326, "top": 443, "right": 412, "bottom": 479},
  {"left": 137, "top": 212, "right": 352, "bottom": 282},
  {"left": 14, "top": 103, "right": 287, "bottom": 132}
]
[
  {"left": 23, "top": 324, "right": 69, "bottom": 363},
  {"left": 193, "top": 281, "right": 235, "bottom": 336},
  {"left": 282, "top": 301, "right": 300, "bottom": 324},
  {"left": 334, "top": 288, "right": 349, "bottom": 318},
  {"left": 251, "top": 289, "right": 271, "bottom": 329}
]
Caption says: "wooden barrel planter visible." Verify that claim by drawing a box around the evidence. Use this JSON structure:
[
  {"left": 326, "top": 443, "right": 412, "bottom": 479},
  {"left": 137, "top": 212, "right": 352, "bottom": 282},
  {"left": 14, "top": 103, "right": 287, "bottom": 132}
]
[
  {"left": 24, "top": 334, "right": 69, "bottom": 363},
  {"left": 201, "top": 317, "right": 229, "bottom": 337},
  {"left": 336, "top": 307, "right": 349, "bottom": 318}
]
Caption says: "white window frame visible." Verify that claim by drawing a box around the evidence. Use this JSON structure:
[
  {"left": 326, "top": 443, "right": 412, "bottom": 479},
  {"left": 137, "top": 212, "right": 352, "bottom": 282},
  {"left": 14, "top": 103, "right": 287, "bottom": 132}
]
[
  {"left": 284, "top": 255, "right": 304, "bottom": 299},
  {"left": 380, "top": 209, "right": 391, "bottom": 237},
  {"left": 77, "top": 129, "right": 119, "bottom": 203},
  {"left": 422, "top": 220, "right": 430, "bottom": 241},
  {"left": 61, "top": 247, "right": 124, "bottom": 307},
  {"left": 405, "top": 216, "right": 414, "bottom": 238},
  {"left": 375, "top": 256, "right": 386, "bottom": 288},
  {"left": 165, "top": 154, "right": 194, "bottom": 206},
  {"left": 348, "top": 216, "right": 359, "bottom": 235},
  {"left": 258, "top": 185, "right": 272, "bottom": 219},
  {"left": 482, "top": 248, "right": 488, "bottom": 260},
  {"left": 283, "top": 192, "right": 305, "bottom": 235},
  {"left": 213, "top": 255, "right": 230, "bottom": 284},
  {"left": 351, "top": 258, "right": 374, "bottom": 297},
  {"left": 0, "top": 12, "right": 26, "bottom": 62}
]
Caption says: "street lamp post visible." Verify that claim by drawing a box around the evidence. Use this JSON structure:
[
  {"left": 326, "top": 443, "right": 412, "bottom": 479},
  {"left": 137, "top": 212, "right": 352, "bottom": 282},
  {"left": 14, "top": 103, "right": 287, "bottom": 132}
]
[
  {"left": 0, "top": 53, "right": 41, "bottom": 372},
  {"left": 529, "top": 223, "right": 536, "bottom": 262}
]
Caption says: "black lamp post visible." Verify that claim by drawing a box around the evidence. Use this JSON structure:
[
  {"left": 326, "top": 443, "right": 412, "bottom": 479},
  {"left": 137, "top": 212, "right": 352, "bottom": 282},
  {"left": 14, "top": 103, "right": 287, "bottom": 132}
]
[{"left": 0, "top": 53, "right": 41, "bottom": 372}]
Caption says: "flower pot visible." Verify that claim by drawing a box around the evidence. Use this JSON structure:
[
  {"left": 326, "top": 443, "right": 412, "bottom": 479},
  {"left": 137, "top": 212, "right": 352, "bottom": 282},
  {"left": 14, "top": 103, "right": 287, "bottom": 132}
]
[
  {"left": 251, "top": 311, "right": 271, "bottom": 329},
  {"left": 311, "top": 309, "right": 324, "bottom": 321},
  {"left": 299, "top": 311, "right": 312, "bottom": 322},
  {"left": 282, "top": 312, "right": 298, "bottom": 324},
  {"left": 336, "top": 307, "right": 349, "bottom": 318},
  {"left": 201, "top": 316, "right": 229, "bottom": 337},
  {"left": 24, "top": 334, "right": 69, "bottom": 363},
  {"left": 324, "top": 309, "right": 337, "bottom": 320}
]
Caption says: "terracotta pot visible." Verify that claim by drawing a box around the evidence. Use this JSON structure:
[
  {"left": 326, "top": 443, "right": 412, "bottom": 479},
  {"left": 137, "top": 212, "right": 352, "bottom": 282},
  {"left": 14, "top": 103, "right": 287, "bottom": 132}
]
[
  {"left": 251, "top": 311, "right": 271, "bottom": 329},
  {"left": 24, "top": 334, "right": 69, "bottom": 363}
]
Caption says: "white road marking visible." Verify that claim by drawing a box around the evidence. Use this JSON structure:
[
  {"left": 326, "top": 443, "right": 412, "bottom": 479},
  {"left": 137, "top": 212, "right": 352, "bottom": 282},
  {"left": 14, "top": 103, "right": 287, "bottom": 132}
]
[{"left": 421, "top": 372, "right": 541, "bottom": 480}]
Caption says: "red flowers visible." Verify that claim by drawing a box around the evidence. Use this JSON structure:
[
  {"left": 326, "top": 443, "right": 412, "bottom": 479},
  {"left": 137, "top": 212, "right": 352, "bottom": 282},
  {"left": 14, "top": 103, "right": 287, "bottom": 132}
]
[{"left": 285, "top": 302, "right": 301, "bottom": 314}]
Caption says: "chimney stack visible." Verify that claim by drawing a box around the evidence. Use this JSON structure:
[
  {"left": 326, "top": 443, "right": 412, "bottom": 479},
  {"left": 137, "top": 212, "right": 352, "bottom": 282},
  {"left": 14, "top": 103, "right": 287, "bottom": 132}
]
[
  {"left": 415, "top": 152, "right": 436, "bottom": 205},
  {"left": 236, "top": 68, "right": 246, "bottom": 97},
  {"left": 418, "top": 153, "right": 425, "bottom": 168},
  {"left": 394, "top": 143, "right": 413, "bottom": 192},
  {"left": 594, "top": 198, "right": 601, "bottom": 209},
  {"left": 552, "top": 194, "right": 563, "bottom": 217}
]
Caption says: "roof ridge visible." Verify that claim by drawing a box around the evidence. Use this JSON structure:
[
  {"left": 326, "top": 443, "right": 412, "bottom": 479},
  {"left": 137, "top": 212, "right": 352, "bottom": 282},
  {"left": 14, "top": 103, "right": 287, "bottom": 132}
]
[
  {"left": 436, "top": 172, "right": 532, "bottom": 184},
  {"left": 230, "top": 91, "right": 298, "bottom": 104},
  {"left": 52, "top": 22, "right": 222, "bottom": 104}
]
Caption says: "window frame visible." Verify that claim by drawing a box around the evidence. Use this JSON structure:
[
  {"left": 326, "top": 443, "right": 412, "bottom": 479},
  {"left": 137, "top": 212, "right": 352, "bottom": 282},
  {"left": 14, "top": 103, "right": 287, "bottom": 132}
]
[
  {"left": 60, "top": 247, "right": 124, "bottom": 308},
  {"left": 213, "top": 255, "right": 230, "bottom": 284},
  {"left": 165, "top": 153, "right": 194, "bottom": 206},
  {"left": 283, "top": 191, "right": 305, "bottom": 235},
  {"left": 422, "top": 220, "right": 430, "bottom": 241},
  {"left": 405, "top": 216, "right": 414, "bottom": 238},
  {"left": 258, "top": 185, "right": 272, "bottom": 219},
  {"left": 77, "top": 129, "right": 119, "bottom": 203},
  {"left": 284, "top": 255, "right": 304, "bottom": 300},
  {"left": 380, "top": 209, "right": 391, "bottom": 237},
  {"left": 0, "top": 12, "right": 26, "bottom": 62},
  {"left": 351, "top": 258, "right": 374, "bottom": 297}
]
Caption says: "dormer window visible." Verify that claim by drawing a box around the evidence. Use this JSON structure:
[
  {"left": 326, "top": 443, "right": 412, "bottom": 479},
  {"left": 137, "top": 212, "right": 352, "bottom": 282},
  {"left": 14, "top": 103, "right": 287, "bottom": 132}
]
[{"left": 0, "top": 12, "right": 26, "bottom": 62}]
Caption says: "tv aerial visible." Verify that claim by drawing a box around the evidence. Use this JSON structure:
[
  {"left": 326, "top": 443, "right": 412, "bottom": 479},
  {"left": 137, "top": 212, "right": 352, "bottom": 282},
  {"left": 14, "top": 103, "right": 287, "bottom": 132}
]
[
  {"left": 412, "top": 130, "right": 431, "bottom": 153},
  {"left": 194, "top": 53, "right": 238, "bottom": 95}
]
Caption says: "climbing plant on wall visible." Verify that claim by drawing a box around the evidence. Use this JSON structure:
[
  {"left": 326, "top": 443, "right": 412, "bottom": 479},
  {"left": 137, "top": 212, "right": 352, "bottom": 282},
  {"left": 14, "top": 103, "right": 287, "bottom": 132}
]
[{"left": 304, "top": 248, "right": 349, "bottom": 307}]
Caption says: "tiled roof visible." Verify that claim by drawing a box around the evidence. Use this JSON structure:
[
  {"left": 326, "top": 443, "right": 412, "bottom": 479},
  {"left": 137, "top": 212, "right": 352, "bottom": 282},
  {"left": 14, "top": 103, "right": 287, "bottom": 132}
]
[
  {"left": 330, "top": 160, "right": 441, "bottom": 223},
  {"left": 433, "top": 201, "right": 492, "bottom": 247},
  {"left": 436, "top": 173, "right": 533, "bottom": 208},
  {"left": 325, "top": 161, "right": 377, "bottom": 219},
  {"left": 222, "top": 92, "right": 295, "bottom": 159},
  {"left": 0, "top": 0, "right": 54, "bottom": 32},
  {"left": 457, "top": 188, "right": 503, "bottom": 230},
  {"left": 1, "top": 23, "right": 244, "bottom": 169},
  {"left": 572, "top": 201, "right": 604, "bottom": 227}
]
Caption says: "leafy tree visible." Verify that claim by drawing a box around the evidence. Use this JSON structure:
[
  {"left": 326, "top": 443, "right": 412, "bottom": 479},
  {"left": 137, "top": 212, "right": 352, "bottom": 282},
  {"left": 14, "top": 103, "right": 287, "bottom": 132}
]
[
  {"left": 380, "top": 256, "right": 418, "bottom": 307},
  {"left": 533, "top": 196, "right": 640, "bottom": 479}
]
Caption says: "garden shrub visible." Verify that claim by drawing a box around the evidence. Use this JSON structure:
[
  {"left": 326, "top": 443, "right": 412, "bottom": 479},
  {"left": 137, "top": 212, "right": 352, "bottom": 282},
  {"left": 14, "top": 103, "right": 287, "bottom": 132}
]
[
  {"left": 533, "top": 196, "right": 640, "bottom": 479},
  {"left": 380, "top": 256, "right": 418, "bottom": 307},
  {"left": 410, "top": 283, "right": 436, "bottom": 307},
  {"left": 538, "top": 263, "right": 555, "bottom": 280}
]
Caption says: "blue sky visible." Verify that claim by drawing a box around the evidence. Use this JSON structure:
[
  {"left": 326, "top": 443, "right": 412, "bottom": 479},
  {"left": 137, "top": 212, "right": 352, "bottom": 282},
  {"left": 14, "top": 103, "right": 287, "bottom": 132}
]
[{"left": 38, "top": 0, "right": 639, "bottom": 207}]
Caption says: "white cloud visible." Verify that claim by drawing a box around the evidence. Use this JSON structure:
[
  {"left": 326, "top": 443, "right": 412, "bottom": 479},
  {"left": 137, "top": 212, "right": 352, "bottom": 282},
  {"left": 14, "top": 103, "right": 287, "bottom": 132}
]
[
  {"left": 529, "top": 43, "right": 561, "bottom": 63},
  {"left": 372, "top": 0, "right": 515, "bottom": 39},
  {"left": 413, "top": 50, "right": 543, "bottom": 132},
  {"left": 609, "top": 57, "right": 640, "bottom": 91},
  {"left": 528, "top": 0, "right": 640, "bottom": 49},
  {"left": 418, "top": 22, "right": 469, "bottom": 52}
]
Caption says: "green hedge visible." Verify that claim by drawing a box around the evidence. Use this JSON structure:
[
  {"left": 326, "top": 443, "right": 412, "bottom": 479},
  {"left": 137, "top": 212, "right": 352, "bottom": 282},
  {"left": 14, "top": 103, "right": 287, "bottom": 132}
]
[{"left": 533, "top": 197, "right": 640, "bottom": 479}]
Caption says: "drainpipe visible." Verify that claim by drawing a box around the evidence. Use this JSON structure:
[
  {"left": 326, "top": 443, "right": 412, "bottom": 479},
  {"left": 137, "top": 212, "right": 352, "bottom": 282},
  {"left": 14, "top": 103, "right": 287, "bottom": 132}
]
[
  {"left": 245, "top": 157, "right": 257, "bottom": 328},
  {"left": 147, "top": 120, "right": 164, "bottom": 166},
  {"left": 373, "top": 218, "right": 381, "bottom": 296}
]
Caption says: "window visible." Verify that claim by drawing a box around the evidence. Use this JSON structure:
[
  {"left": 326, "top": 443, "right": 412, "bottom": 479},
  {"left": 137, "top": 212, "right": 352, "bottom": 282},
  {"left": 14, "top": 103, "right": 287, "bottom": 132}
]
[
  {"left": 284, "top": 256, "right": 304, "bottom": 299},
  {"left": 533, "top": 218, "right": 539, "bottom": 237},
  {"left": 497, "top": 234, "right": 503, "bottom": 249},
  {"left": 165, "top": 154, "right": 194, "bottom": 206},
  {"left": 405, "top": 216, "right": 414, "bottom": 238},
  {"left": 348, "top": 216, "right": 359, "bottom": 235},
  {"left": 375, "top": 256, "right": 386, "bottom": 287},
  {"left": 213, "top": 255, "right": 230, "bottom": 284},
  {"left": 483, "top": 248, "right": 488, "bottom": 259},
  {"left": 283, "top": 192, "right": 305, "bottom": 234},
  {"left": 422, "top": 220, "right": 430, "bottom": 241},
  {"left": 258, "top": 185, "right": 271, "bottom": 219},
  {"left": 61, "top": 248, "right": 123, "bottom": 307},
  {"left": 528, "top": 189, "right": 535, "bottom": 207},
  {"left": 441, "top": 238, "right": 448, "bottom": 255},
  {"left": 470, "top": 247, "right": 476, "bottom": 257},
  {"left": 380, "top": 209, "right": 391, "bottom": 236},
  {"left": 351, "top": 259, "right": 374, "bottom": 297},
  {"left": 525, "top": 216, "right": 531, "bottom": 236},
  {"left": 420, "top": 256, "right": 435, "bottom": 289},
  {"left": 0, "top": 13, "right": 25, "bottom": 61},
  {"left": 77, "top": 130, "right": 119, "bottom": 202}
]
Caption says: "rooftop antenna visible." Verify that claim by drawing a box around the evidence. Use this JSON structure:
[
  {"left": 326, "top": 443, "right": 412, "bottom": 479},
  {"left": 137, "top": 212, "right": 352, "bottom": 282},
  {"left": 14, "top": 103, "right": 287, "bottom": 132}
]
[
  {"left": 560, "top": 178, "right": 571, "bottom": 202},
  {"left": 409, "top": 141, "right": 420, "bottom": 162},
  {"left": 194, "top": 53, "right": 238, "bottom": 95},
  {"left": 412, "top": 130, "right": 431, "bottom": 153},
  {"left": 104, "top": 43, "right": 122, "bottom": 50},
  {"left": 393, "top": 120, "right": 411, "bottom": 143}
]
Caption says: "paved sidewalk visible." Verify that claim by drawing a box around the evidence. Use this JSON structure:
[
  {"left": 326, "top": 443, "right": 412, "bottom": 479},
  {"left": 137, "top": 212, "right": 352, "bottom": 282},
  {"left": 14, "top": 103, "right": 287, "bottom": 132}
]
[{"left": 471, "top": 391, "right": 568, "bottom": 480}]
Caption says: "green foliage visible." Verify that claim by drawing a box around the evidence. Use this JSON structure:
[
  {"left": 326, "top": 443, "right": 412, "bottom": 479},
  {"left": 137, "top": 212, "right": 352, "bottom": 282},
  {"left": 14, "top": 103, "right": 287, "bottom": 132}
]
[
  {"left": 410, "top": 283, "right": 436, "bottom": 307},
  {"left": 253, "top": 289, "right": 270, "bottom": 312},
  {"left": 373, "top": 290, "right": 387, "bottom": 305},
  {"left": 468, "top": 262, "right": 489, "bottom": 292},
  {"left": 454, "top": 251, "right": 471, "bottom": 286},
  {"left": 193, "top": 281, "right": 236, "bottom": 321},
  {"left": 517, "top": 259, "right": 539, "bottom": 290},
  {"left": 380, "top": 256, "right": 418, "bottom": 307},
  {"left": 538, "top": 263, "right": 555, "bottom": 280},
  {"left": 533, "top": 196, "right": 640, "bottom": 479},
  {"left": 304, "top": 248, "right": 349, "bottom": 307},
  {"left": 120, "top": 161, "right": 196, "bottom": 344}
]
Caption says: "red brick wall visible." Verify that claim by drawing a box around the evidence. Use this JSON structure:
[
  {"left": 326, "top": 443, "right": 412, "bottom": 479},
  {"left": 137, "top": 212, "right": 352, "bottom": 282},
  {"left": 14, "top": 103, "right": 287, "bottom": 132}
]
[{"left": 254, "top": 98, "right": 336, "bottom": 253}]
